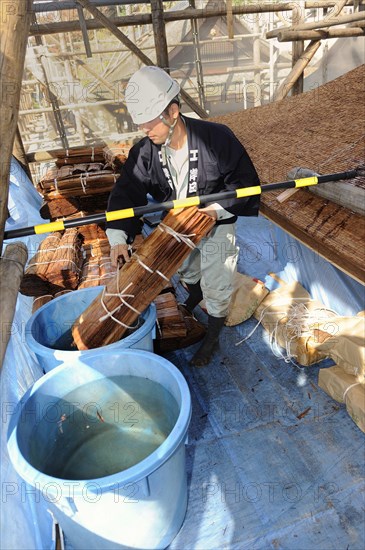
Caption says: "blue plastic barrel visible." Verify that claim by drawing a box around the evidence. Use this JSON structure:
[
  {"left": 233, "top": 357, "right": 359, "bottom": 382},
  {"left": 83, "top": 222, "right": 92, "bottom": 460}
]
[
  {"left": 7, "top": 349, "right": 192, "bottom": 550},
  {"left": 25, "top": 286, "right": 156, "bottom": 372}
]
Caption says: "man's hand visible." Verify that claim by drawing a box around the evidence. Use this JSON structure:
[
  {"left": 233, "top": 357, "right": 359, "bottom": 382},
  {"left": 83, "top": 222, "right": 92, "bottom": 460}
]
[
  {"left": 199, "top": 205, "right": 218, "bottom": 220},
  {"left": 110, "top": 244, "right": 131, "bottom": 268}
]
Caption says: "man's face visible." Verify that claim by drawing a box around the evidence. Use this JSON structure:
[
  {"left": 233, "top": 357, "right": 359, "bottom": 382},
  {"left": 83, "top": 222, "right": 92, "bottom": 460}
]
[{"left": 138, "top": 115, "right": 171, "bottom": 145}]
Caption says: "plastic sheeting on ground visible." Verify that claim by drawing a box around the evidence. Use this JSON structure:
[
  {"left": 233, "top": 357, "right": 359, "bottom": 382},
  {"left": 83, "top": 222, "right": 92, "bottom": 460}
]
[
  {"left": 1, "top": 160, "right": 364, "bottom": 550},
  {"left": 1, "top": 159, "right": 53, "bottom": 550}
]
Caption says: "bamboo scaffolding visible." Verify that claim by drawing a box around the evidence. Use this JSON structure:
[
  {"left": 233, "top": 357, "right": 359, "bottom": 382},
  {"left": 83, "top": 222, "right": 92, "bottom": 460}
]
[
  {"left": 151, "top": 0, "right": 169, "bottom": 69},
  {"left": 274, "top": 41, "right": 321, "bottom": 101},
  {"left": 30, "top": 2, "right": 364, "bottom": 36},
  {"left": 274, "top": 1, "right": 348, "bottom": 100},
  {"left": 72, "top": 207, "right": 215, "bottom": 350},
  {"left": 75, "top": 0, "right": 208, "bottom": 119},
  {"left": 275, "top": 27, "right": 365, "bottom": 41},
  {"left": 267, "top": 9, "right": 365, "bottom": 38}
]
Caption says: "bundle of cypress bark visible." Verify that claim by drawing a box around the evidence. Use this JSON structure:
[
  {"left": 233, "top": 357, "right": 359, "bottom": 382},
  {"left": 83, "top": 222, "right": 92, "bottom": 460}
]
[
  {"left": 72, "top": 207, "right": 215, "bottom": 350},
  {"left": 20, "top": 229, "right": 84, "bottom": 296},
  {"left": 38, "top": 169, "right": 117, "bottom": 199},
  {"left": 78, "top": 257, "right": 101, "bottom": 289},
  {"left": 154, "top": 292, "right": 187, "bottom": 340},
  {"left": 40, "top": 197, "right": 80, "bottom": 220},
  {"left": 154, "top": 303, "right": 206, "bottom": 354},
  {"left": 55, "top": 146, "right": 106, "bottom": 166},
  {"left": 103, "top": 143, "right": 131, "bottom": 173},
  {"left": 20, "top": 233, "right": 63, "bottom": 296},
  {"left": 44, "top": 228, "right": 84, "bottom": 290}
]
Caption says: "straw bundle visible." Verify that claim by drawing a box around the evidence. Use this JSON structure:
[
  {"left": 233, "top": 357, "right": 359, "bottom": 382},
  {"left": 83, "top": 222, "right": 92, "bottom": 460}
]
[
  {"left": 20, "top": 233, "right": 63, "bottom": 296},
  {"left": 45, "top": 229, "right": 83, "bottom": 290},
  {"left": 72, "top": 207, "right": 215, "bottom": 350}
]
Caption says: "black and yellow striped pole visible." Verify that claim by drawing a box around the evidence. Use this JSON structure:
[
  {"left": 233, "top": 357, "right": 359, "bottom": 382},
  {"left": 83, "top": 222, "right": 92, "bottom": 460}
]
[{"left": 3, "top": 170, "right": 357, "bottom": 240}]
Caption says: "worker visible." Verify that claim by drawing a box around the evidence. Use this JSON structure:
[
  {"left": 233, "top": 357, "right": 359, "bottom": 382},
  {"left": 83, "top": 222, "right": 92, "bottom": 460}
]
[{"left": 106, "top": 66, "right": 260, "bottom": 367}]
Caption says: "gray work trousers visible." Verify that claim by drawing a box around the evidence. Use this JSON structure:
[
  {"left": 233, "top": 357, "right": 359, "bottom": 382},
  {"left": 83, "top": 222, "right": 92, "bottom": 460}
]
[{"left": 178, "top": 223, "right": 238, "bottom": 317}]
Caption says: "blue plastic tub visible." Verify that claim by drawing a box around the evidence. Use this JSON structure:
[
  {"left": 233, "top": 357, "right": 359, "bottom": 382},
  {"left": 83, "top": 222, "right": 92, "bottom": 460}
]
[
  {"left": 7, "top": 349, "right": 192, "bottom": 549},
  {"left": 25, "top": 286, "right": 156, "bottom": 372}
]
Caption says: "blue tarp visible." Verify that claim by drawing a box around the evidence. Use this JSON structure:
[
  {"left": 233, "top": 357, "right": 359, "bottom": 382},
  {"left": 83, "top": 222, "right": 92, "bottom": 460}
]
[
  {"left": 1, "top": 159, "right": 53, "bottom": 550},
  {"left": 1, "top": 161, "right": 364, "bottom": 550}
]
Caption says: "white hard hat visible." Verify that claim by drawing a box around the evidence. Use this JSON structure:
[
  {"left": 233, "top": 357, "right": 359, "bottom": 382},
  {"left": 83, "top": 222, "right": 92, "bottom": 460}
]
[{"left": 125, "top": 66, "right": 180, "bottom": 125}]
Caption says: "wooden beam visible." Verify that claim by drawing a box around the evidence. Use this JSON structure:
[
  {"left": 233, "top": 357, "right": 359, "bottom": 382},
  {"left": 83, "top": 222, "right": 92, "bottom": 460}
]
[
  {"left": 275, "top": 27, "right": 365, "bottom": 40},
  {"left": 0, "top": 0, "right": 33, "bottom": 253},
  {"left": 151, "top": 0, "right": 169, "bottom": 69},
  {"left": 0, "top": 242, "right": 28, "bottom": 370},
  {"left": 13, "top": 127, "right": 33, "bottom": 183},
  {"left": 76, "top": 4, "right": 93, "bottom": 57},
  {"left": 291, "top": 2, "right": 305, "bottom": 96},
  {"left": 75, "top": 0, "right": 208, "bottom": 118},
  {"left": 34, "top": 0, "right": 361, "bottom": 13},
  {"left": 274, "top": 40, "right": 321, "bottom": 100},
  {"left": 226, "top": 0, "right": 234, "bottom": 40},
  {"left": 30, "top": 2, "right": 364, "bottom": 36},
  {"left": 76, "top": 0, "right": 154, "bottom": 66},
  {"left": 267, "top": 7, "right": 365, "bottom": 37}
]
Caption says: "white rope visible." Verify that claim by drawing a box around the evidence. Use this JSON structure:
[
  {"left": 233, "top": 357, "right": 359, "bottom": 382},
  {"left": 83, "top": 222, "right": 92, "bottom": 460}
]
[
  {"left": 26, "top": 258, "right": 82, "bottom": 272},
  {"left": 155, "top": 269, "right": 170, "bottom": 282},
  {"left": 98, "top": 281, "right": 141, "bottom": 328},
  {"left": 33, "top": 294, "right": 53, "bottom": 302},
  {"left": 134, "top": 254, "right": 169, "bottom": 281},
  {"left": 80, "top": 174, "right": 87, "bottom": 194},
  {"left": 235, "top": 297, "right": 339, "bottom": 369},
  {"left": 158, "top": 222, "right": 196, "bottom": 250},
  {"left": 135, "top": 255, "right": 154, "bottom": 273}
]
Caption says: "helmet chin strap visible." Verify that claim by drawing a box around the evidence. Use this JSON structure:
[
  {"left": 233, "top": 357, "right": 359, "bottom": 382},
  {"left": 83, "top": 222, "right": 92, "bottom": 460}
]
[{"left": 159, "top": 115, "right": 178, "bottom": 164}]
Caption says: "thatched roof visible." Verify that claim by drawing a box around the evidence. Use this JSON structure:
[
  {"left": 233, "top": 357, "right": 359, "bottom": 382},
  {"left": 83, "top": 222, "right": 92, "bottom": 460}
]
[{"left": 213, "top": 65, "right": 365, "bottom": 284}]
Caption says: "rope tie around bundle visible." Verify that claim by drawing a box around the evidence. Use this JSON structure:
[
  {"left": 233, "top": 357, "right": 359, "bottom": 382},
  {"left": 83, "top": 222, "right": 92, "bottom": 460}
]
[
  {"left": 157, "top": 223, "right": 196, "bottom": 250},
  {"left": 99, "top": 281, "right": 141, "bottom": 329},
  {"left": 72, "top": 207, "right": 215, "bottom": 350}
]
